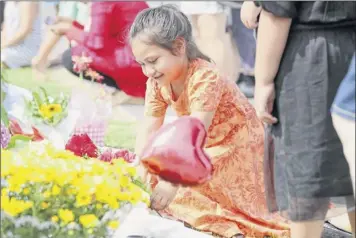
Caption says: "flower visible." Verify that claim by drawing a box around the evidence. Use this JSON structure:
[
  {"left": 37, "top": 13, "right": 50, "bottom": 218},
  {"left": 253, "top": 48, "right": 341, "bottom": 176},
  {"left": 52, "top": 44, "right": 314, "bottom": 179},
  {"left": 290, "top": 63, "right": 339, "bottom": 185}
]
[
  {"left": 58, "top": 209, "right": 75, "bottom": 224},
  {"left": 85, "top": 68, "right": 104, "bottom": 83},
  {"left": 1, "top": 121, "right": 11, "bottom": 149},
  {"left": 39, "top": 104, "right": 63, "bottom": 120},
  {"left": 72, "top": 53, "right": 92, "bottom": 74},
  {"left": 79, "top": 214, "right": 98, "bottom": 228},
  {"left": 65, "top": 133, "right": 98, "bottom": 158},
  {"left": 51, "top": 215, "right": 59, "bottom": 223},
  {"left": 1, "top": 143, "right": 150, "bottom": 237},
  {"left": 107, "top": 220, "right": 120, "bottom": 229}
]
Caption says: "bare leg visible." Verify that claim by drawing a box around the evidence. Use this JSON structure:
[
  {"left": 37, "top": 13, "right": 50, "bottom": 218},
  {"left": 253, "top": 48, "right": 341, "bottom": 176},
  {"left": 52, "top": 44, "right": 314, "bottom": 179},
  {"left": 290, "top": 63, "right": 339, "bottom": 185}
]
[
  {"left": 348, "top": 211, "right": 355, "bottom": 236},
  {"left": 332, "top": 114, "right": 355, "bottom": 197},
  {"left": 193, "top": 13, "right": 235, "bottom": 79},
  {"left": 32, "top": 29, "right": 63, "bottom": 73},
  {"left": 290, "top": 220, "right": 325, "bottom": 238}
]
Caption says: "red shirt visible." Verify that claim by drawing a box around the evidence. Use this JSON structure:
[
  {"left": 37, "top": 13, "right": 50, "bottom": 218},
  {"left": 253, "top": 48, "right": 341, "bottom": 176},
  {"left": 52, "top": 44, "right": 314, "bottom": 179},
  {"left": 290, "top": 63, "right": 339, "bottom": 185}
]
[{"left": 65, "top": 2, "right": 148, "bottom": 98}]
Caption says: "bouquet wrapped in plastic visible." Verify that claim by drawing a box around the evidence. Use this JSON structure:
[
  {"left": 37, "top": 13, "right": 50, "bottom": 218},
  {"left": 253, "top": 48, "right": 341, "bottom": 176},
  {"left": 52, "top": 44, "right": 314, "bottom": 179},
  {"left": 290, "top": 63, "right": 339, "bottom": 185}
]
[{"left": 140, "top": 116, "right": 213, "bottom": 186}]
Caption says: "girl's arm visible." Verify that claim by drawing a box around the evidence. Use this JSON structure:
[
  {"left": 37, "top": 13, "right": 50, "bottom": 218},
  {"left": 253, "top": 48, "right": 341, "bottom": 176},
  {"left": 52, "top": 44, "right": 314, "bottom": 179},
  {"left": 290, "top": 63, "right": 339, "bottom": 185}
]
[
  {"left": 254, "top": 7, "right": 293, "bottom": 86},
  {"left": 1, "top": 2, "right": 38, "bottom": 49},
  {"left": 135, "top": 116, "right": 165, "bottom": 156}
]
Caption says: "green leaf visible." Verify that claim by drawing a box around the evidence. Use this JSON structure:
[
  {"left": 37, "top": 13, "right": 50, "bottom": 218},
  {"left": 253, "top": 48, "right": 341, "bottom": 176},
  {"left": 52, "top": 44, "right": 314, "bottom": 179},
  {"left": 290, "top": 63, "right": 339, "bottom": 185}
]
[
  {"left": 1, "top": 104, "right": 9, "bottom": 127},
  {"left": 32, "top": 91, "right": 43, "bottom": 108},
  {"left": 39, "top": 87, "right": 49, "bottom": 104},
  {"left": 6, "top": 134, "right": 32, "bottom": 149}
]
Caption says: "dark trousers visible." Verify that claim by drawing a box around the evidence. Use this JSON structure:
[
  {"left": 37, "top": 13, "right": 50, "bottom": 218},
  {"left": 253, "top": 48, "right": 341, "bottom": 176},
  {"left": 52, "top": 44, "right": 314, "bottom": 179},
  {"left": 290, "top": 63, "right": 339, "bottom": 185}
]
[
  {"left": 62, "top": 49, "right": 120, "bottom": 90},
  {"left": 0, "top": 1, "right": 5, "bottom": 27},
  {"left": 230, "top": 8, "right": 256, "bottom": 74}
]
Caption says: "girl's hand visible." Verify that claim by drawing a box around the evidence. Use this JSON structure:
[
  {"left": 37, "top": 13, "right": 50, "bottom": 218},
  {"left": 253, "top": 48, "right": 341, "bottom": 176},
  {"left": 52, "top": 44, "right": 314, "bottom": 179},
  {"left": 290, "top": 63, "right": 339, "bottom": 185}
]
[
  {"left": 150, "top": 180, "right": 179, "bottom": 211},
  {"left": 254, "top": 83, "right": 278, "bottom": 124},
  {"left": 136, "top": 162, "right": 151, "bottom": 186},
  {"left": 241, "top": 1, "right": 262, "bottom": 29}
]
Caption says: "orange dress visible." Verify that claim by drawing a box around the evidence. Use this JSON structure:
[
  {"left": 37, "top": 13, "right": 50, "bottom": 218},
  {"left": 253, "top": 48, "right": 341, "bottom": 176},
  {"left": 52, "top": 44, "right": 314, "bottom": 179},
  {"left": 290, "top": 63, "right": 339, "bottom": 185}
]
[{"left": 144, "top": 59, "right": 290, "bottom": 238}]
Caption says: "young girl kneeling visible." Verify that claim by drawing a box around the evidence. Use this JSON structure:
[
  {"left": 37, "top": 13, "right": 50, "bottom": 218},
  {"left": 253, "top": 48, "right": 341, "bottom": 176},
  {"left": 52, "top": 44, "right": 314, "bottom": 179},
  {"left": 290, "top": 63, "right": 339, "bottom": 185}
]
[{"left": 130, "top": 5, "right": 289, "bottom": 238}]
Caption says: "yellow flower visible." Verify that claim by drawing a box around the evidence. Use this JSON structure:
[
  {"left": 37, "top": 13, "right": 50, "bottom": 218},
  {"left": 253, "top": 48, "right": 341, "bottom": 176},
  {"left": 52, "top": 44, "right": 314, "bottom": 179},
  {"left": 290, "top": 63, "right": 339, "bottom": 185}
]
[
  {"left": 22, "top": 188, "right": 30, "bottom": 195},
  {"left": 95, "top": 203, "right": 102, "bottom": 210},
  {"left": 51, "top": 215, "right": 59, "bottom": 223},
  {"left": 43, "top": 191, "right": 51, "bottom": 198},
  {"left": 107, "top": 220, "right": 120, "bottom": 229},
  {"left": 51, "top": 184, "right": 61, "bottom": 196},
  {"left": 2, "top": 197, "right": 33, "bottom": 217},
  {"left": 58, "top": 209, "right": 74, "bottom": 224},
  {"left": 39, "top": 104, "right": 62, "bottom": 119},
  {"left": 1, "top": 188, "right": 9, "bottom": 196},
  {"left": 75, "top": 194, "right": 92, "bottom": 207},
  {"left": 79, "top": 214, "right": 98, "bottom": 228},
  {"left": 41, "top": 202, "right": 49, "bottom": 209}
]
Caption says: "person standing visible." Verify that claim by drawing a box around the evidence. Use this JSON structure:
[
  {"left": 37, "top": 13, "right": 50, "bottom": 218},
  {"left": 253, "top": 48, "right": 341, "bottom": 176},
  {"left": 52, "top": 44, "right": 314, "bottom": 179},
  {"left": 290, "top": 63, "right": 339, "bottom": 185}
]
[{"left": 253, "top": 1, "right": 355, "bottom": 237}]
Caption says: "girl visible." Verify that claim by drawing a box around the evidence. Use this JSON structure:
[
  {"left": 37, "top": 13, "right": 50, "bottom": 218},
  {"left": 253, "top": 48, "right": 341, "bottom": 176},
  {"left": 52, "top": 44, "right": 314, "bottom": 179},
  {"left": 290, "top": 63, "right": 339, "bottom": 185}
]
[
  {"left": 31, "top": 1, "right": 90, "bottom": 73},
  {"left": 253, "top": 1, "right": 355, "bottom": 238},
  {"left": 1, "top": 2, "right": 42, "bottom": 68},
  {"left": 131, "top": 5, "right": 289, "bottom": 238},
  {"left": 51, "top": 1, "right": 149, "bottom": 102}
]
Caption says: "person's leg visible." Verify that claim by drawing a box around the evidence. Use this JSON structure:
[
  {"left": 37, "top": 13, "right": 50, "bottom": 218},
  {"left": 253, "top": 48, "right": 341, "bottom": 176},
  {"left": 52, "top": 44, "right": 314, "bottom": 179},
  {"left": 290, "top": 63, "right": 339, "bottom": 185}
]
[
  {"left": 194, "top": 13, "right": 234, "bottom": 77},
  {"left": 230, "top": 8, "right": 256, "bottom": 98},
  {"left": 332, "top": 113, "right": 356, "bottom": 197},
  {"left": 290, "top": 220, "right": 325, "bottom": 238},
  {"left": 32, "top": 29, "right": 63, "bottom": 72}
]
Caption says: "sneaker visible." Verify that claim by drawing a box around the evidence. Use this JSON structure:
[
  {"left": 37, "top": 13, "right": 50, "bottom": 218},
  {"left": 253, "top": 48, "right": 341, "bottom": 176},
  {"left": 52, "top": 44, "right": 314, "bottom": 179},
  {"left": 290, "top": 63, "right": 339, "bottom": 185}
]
[{"left": 236, "top": 74, "right": 255, "bottom": 98}]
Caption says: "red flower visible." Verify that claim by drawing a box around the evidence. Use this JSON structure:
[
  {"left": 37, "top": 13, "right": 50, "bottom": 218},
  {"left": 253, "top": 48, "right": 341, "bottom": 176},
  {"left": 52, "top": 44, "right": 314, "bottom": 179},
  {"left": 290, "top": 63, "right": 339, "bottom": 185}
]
[
  {"left": 65, "top": 133, "right": 98, "bottom": 158},
  {"left": 99, "top": 148, "right": 136, "bottom": 163},
  {"left": 8, "top": 119, "right": 45, "bottom": 141}
]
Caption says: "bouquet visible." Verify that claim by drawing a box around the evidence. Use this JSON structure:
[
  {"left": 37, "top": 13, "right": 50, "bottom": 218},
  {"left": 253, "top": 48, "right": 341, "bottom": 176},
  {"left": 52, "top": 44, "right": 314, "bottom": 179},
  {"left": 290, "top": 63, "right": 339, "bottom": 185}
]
[
  {"left": 1, "top": 142, "right": 150, "bottom": 238},
  {"left": 70, "top": 53, "right": 112, "bottom": 146},
  {"left": 25, "top": 87, "right": 69, "bottom": 127}
]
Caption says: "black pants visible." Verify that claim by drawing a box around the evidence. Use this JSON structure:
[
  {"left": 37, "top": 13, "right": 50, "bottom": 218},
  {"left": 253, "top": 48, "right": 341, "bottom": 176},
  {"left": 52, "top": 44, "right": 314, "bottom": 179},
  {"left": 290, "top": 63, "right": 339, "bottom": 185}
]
[
  {"left": 62, "top": 49, "right": 120, "bottom": 90},
  {"left": 0, "top": 1, "right": 5, "bottom": 27}
]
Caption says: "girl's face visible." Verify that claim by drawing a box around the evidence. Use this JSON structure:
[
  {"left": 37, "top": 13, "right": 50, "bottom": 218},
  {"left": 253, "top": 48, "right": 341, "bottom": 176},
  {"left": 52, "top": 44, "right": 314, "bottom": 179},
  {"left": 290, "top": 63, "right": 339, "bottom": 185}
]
[{"left": 132, "top": 34, "right": 187, "bottom": 87}]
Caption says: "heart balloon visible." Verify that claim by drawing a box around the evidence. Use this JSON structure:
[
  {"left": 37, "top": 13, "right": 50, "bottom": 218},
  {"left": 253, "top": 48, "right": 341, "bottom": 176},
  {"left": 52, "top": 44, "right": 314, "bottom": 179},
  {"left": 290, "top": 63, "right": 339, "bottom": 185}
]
[{"left": 140, "top": 116, "right": 213, "bottom": 186}]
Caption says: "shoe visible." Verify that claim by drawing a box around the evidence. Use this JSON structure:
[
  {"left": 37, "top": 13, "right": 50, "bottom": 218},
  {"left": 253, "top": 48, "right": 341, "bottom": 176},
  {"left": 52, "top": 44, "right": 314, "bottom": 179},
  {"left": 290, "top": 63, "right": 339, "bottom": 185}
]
[
  {"left": 236, "top": 74, "right": 255, "bottom": 98},
  {"left": 322, "top": 221, "right": 353, "bottom": 238}
]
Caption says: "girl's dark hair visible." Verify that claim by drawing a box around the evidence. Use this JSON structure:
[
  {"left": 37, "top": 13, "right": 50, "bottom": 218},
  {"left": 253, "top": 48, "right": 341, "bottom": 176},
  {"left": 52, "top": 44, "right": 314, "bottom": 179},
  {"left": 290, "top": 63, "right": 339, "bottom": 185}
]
[{"left": 129, "top": 4, "right": 211, "bottom": 62}]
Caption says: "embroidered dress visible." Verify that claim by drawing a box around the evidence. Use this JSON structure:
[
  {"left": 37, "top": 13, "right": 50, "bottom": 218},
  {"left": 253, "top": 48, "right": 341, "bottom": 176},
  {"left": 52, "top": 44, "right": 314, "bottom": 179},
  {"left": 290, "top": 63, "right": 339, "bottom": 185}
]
[{"left": 145, "top": 59, "right": 290, "bottom": 237}]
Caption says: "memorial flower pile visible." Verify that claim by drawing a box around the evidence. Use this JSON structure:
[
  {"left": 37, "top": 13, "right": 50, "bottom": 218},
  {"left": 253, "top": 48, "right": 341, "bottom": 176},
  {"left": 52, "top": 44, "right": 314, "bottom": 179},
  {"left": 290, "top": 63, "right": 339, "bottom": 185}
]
[{"left": 1, "top": 142, "right": 150, "bottom": 238}]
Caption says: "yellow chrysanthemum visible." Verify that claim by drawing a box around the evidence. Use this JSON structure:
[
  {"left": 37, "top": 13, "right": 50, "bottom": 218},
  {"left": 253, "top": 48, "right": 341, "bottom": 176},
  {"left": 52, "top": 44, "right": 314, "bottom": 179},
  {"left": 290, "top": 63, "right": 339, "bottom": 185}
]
[
  {"left": 79, "top": 214, "right": 98, "bottom": 228},
  {"left": 58, "top": 209, "right": 74, "bottom": 224},
  {"left": 51, "top": 184, "right": 61, "bottom": 196},
  {"left": 107, "top": 220, "right": 120, "bottom": 229},
  {"left": 51, "top": 215, "right": 59, "bottom": 223},
  {"left": 75, "top": 193, "right": 92, "bottom": 207},
  {"left": 39, "top": 103, "right": 62, "bottom": 119}
]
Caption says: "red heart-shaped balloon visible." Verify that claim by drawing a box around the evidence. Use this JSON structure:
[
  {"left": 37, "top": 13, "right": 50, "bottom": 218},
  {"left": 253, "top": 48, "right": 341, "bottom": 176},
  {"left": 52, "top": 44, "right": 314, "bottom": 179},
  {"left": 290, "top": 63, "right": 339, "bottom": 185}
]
[{"left": 140, "top": 116, "right": 213, "bottom": 186}]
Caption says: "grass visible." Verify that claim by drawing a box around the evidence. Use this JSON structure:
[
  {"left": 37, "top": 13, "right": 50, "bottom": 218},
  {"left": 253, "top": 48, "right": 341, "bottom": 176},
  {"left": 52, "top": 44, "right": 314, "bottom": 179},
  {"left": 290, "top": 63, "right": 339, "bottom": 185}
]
[{"left": 3, "top": 67, "right": 137, "bottom": 150}]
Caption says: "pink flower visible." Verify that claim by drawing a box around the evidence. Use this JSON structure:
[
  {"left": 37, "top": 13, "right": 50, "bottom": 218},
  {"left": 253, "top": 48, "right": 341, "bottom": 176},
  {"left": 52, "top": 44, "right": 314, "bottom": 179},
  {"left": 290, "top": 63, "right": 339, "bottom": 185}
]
[
  {"left": 72, "top": 53, "right": 92, "bottom": 74},
  {"left": 85, "top": 68, "right": 104, "bottom": 83}
]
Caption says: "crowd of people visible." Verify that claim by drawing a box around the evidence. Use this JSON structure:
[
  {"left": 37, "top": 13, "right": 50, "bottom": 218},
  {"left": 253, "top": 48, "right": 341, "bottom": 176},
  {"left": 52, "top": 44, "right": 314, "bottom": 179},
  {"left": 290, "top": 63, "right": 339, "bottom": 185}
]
[{"left": 0, "top": 1, "right": 355, "bottom": 238}]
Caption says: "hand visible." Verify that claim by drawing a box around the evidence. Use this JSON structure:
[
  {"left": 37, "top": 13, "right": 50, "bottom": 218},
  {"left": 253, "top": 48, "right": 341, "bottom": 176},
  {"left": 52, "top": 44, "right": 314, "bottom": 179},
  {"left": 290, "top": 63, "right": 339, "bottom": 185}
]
[
  {"left": 49, "top": 22, "right": 72, "bottom": 35},
  {"left": 136, "top": 162, "right": 150, "bottom": 186},
  {"left": 150, "top": 180, "right": 179, "bottom": 211},
  {"left": 254, "top": 83, "right": 278, "bottom": 124},
  {"left": 240, "top": 1, "right": 262, "bottom": 29}
]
